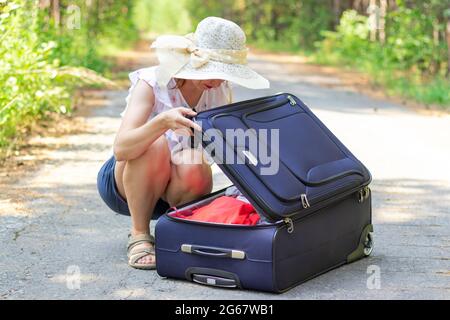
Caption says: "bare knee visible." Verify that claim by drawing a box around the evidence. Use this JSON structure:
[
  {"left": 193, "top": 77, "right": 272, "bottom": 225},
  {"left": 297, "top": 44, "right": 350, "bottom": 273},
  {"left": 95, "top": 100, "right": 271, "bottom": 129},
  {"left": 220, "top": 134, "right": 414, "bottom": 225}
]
[
  {"left": 123, "top": 136, "right": 171, "bottom": 185},
  {"left": 171, "top": 149, "right": 212, "bottom": 197},
  {"left": 174, "top": 163, "right": 212, "bottom": 197}
]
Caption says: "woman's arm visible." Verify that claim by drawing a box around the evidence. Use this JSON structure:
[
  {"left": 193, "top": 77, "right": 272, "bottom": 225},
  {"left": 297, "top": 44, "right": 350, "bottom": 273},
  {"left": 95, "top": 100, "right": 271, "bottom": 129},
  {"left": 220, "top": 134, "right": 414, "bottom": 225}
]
[{"left": 113, "top": 80, "right": 200, "bottom": 161}]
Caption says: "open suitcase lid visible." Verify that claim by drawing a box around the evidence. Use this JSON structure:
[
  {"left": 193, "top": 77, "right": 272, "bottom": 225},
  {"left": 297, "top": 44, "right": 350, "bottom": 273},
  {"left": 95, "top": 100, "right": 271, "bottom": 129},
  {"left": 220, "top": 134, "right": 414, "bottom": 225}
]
[{"left": 193, "top": 93, "right": 371, "bottom": 221}]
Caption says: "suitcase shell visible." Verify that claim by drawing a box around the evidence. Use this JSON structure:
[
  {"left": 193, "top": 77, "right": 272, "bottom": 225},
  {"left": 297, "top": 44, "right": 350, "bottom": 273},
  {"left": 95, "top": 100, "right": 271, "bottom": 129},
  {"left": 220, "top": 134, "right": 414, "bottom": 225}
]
[{"left": 155, "top": 93, "right": 373, "bottom": 293}]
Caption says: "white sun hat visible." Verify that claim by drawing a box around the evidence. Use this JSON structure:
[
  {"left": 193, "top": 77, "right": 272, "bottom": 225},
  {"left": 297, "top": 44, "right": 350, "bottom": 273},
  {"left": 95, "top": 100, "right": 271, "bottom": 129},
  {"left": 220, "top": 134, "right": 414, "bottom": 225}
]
[{"left": 150, "top": 16, "right": 270, "bottom": 89}]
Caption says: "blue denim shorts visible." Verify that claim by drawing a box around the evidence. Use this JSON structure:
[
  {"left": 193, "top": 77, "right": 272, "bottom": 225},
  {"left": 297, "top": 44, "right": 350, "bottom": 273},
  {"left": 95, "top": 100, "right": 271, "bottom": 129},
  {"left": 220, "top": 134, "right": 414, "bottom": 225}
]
[{"left": 96, "top": 156, "right": 170, "bottom": 219}]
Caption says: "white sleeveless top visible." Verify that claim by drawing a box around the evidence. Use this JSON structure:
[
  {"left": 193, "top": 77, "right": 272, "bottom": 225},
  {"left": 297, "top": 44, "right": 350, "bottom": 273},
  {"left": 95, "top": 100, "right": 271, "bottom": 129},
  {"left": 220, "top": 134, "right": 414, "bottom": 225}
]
[{"left": 121, "top": 66, "right": 233, "bottom": 152}]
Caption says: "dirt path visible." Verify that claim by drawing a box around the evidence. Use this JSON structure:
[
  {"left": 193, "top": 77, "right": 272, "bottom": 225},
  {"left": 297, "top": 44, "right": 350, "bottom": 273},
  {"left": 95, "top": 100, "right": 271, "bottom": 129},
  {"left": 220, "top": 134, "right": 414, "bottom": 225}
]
[{"left": 1, "top": 47, "right": 449, "bottom": 299}]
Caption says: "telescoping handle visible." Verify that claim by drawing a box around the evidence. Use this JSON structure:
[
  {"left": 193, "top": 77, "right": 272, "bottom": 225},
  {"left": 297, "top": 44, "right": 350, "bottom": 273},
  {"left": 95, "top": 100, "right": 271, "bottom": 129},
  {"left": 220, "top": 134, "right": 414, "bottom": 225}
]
[{"left": 181, "top": 244, "right": 246, "bottom": 260}]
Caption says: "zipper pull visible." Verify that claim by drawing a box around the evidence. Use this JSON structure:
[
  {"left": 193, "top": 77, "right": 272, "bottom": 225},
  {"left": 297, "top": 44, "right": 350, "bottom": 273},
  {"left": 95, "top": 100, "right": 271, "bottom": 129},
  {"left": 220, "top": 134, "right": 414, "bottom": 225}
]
[
  {"left": 358, "top": 187, "right": 370, "bottom": 203},
  {"left": 287, "top": 95, "right": 296, "bottom": 106},
  {"left": 284, "top": 218, "right": 294, "bottom": 234},
  {"left": 301, "top": 194, "right": 310, "bottom": 209},
  {"left": 363, "top": 186, "right": 370, "bottom": 200}
]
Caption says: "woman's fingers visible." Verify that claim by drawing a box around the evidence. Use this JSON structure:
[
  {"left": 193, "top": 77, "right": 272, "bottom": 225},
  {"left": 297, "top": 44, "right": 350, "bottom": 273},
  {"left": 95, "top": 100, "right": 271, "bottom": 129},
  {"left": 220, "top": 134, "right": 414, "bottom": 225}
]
[
  {"left": 161, "top": 107, "right": 201, "bottom": 133},
  {"left": 177, "top": 117, "right": 202, "bottom": 132},
  {"left": 178, "top": 107, "right": 197, "bottom": 117}
]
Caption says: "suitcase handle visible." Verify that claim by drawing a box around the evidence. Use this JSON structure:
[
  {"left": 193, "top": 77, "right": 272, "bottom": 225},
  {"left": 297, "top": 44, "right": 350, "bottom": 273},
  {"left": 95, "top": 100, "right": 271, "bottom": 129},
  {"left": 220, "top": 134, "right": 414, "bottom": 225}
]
[
  {"left": 181, "top": 244, "right": 246, "bottom": 260},
  {"left": 185, "top": 267, "right": 241, "bottom": 289},
  {"left": 192, "top": 274, "right": 238, "bottom": 288}
]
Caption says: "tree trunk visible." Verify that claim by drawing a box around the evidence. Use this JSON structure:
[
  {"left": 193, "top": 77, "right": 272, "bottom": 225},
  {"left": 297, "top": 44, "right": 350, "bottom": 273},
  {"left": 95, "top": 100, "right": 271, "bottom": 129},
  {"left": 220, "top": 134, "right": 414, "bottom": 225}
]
[
  {"left": 367, "top": 0, "right": 379, "bottom": 42},
  {"left": 353, "top": 0, "right": 362, "bottom": 11},
  {"left": 379, "top": 0, "right": 387, "bottom": 44},
  {"left": 39, "top": 0, "right": 50, "bottom": 9},
  {"left": 271, "top": 3, "right": 280, "bottom": 42},
  {"left": 51, "top": 0, "right": 60, "bottom": 28},
  {"left": 333, "top": 0, "right": 341, "bottom": 28},
  {"left": 446, "top": 19, "right": 450, "bottom": 77}
]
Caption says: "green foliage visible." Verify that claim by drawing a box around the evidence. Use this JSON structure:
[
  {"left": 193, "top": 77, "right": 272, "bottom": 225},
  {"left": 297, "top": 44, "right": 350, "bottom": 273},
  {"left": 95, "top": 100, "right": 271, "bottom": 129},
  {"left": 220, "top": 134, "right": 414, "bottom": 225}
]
[
  {"left": 390, "top": 76, "right": 450, "bottom": 106},
  {"left": 314, "top": 3, "right": 450, "bottom": 107},
  {"left": 2, "top": 0, "right": 449, "bottom": 157},
  {"left": 185, "top": 0, "right": 232, "bottom": 27},
  {"left": 1, "top": 1, "right": 64, "bottom": 148},
  {"left": 385, "top": 5, "right": 446, "bottom": 74},
  {"left": 315, "top": 4, "right": 449, "bottom": 74},
  {"left": 133, "top": 0, "right": 192, "bottom": 35},
  {"left": 185, "top": 0, "right": 334, "bottom": 51},
  {"left": 177, "top": 0, "right": 450, "bottom": 107},
  {"left": 315, "top": 10, "right": 371, "bottom": 65},
  {"left": 0, "top": 0, "right": 136, "bottom": 153},
  {"left": 36, "top": 0, "right": 138, "bottom": 72}
]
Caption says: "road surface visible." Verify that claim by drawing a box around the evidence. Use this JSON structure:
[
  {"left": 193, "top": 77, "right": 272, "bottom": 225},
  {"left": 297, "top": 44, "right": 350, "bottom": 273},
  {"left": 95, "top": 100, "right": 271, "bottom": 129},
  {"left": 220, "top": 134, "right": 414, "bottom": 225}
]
[{"left": 1, "top": 51, "right": 449, "bottom": 299}]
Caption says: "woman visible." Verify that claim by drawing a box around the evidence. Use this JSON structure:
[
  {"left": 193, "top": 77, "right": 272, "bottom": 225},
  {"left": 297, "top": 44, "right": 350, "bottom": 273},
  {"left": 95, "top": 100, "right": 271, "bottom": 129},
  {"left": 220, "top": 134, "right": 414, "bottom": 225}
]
[{"left": 97, "top": 16, "right": 269, "bottom": 270}]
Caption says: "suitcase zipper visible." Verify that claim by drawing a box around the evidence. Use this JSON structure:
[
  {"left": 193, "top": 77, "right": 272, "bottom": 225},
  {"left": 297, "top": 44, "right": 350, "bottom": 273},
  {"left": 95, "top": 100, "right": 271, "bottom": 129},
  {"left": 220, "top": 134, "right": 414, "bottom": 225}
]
[
  {"left": 284, "top": 218, "right": 294, "bottom": 233},
  {"left": 216, "top": 157, "right": 366, "bottom": 222},
  {"left": 288, "top": 185, "right": 371, "bottom": 223},
  {"left": 194, "top": 93, "right": 283, "bottom": 117},
  {"left": 287, "top": 95, "right": 296, "bottom": 106},
  {"left": 357, "top": 186, "right": 370, "bottom": 203},
  {"left": 164, "top": 186, "right": 369, "bottom": 232},
  {"left": 301, "top": 194, "right": 310, "bottom": 208},
  {"left": 304, "top": 178, "right": 362, "bottom": 207},
  {"left": 277, "top": 185, "right": 371, "bottom": 235},
  {"left": 309, "top": 183, "right": 369, "bottom": 211}
]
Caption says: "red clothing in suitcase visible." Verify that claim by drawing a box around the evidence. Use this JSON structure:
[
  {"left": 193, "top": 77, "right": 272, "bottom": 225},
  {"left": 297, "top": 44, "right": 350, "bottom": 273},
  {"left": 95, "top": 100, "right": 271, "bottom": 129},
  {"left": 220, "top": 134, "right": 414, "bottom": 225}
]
[{"left": 172, "top": 196, "right": 260, "bottom": 226}]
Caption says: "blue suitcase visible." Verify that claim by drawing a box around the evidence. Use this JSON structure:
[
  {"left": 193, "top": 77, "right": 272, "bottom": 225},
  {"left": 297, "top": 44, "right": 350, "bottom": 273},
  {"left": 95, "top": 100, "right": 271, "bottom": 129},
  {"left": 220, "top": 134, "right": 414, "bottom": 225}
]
[{"left": 155, "top": 93, "right": 373, "bottom": 293}]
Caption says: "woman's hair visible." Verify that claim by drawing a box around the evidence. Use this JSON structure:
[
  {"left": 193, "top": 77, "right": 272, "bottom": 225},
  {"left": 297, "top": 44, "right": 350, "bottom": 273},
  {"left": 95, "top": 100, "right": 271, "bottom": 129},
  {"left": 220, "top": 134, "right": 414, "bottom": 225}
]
[{"left": 170, "top": 78, "right": 186, "bottom": 89}]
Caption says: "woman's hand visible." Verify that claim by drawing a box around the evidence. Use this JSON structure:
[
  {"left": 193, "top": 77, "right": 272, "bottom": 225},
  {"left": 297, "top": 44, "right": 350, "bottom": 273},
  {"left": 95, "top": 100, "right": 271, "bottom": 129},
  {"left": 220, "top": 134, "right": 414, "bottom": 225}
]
[{"left": 157, "top": 107, "right": 202, "bottom": 136}]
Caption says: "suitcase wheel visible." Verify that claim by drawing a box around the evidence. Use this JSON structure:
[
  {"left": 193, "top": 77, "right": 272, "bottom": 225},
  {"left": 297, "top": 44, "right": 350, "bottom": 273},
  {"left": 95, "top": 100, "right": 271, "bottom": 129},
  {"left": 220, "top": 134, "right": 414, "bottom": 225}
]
[
  {"left": 346, "top": 224, "right": 374, "bottom": 263},
  {"left": 363, "top": 232, "right": 374, "bottom": 256}
]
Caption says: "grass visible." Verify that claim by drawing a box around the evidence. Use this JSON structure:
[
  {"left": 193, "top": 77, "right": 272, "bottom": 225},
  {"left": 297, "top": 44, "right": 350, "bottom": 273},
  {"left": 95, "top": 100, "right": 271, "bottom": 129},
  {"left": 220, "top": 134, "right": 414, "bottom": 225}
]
[
  {"left": 355, "top": 64, "right": 450, "bottom": 109},
  {"left": 384, "top": 76, "right": 450, "bottom": 107}
]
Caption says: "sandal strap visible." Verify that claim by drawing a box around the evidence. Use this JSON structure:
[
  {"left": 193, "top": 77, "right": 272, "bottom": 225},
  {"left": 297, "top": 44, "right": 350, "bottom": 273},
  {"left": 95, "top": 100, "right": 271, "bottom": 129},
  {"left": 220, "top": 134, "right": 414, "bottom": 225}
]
[
  {"left": 128, "top": 233, "right": 154, "bottom": 243},
  {"left": 127, "top": 233, "right": 154, "bottom": 246},
  {"left": 129, "top": 248, "right": 155, "bottom": 265},
  {"left": 127, "top": 233, "right": 155, "bottom": 253}
]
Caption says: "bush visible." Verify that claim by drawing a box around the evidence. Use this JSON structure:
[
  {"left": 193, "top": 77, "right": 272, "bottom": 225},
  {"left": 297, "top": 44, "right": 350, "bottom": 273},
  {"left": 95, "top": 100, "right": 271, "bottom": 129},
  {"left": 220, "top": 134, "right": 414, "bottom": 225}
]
[
  {"left": 0, "top": 1, "right": 117, "bottom": 152},
  {"left": 314, "top": 6, "right": 450, "bottom": 107},
  {"left": 315, "top": 10, "right": 371, "bottom": 65}
]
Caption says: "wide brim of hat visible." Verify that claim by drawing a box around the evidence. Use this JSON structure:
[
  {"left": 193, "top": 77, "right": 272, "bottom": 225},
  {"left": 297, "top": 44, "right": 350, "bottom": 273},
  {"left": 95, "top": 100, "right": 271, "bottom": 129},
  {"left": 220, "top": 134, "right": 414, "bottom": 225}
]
[{"left": 173, "top": 60, "right": 270, "bottom": 89}]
